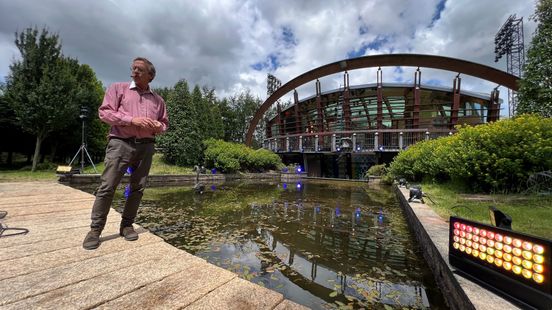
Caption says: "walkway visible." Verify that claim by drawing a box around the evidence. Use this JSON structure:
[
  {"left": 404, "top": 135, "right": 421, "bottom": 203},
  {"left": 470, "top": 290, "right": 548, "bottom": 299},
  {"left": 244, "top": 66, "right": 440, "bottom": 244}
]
[{"left": 0, "top": 182, "right": 307, "bottom": 309}]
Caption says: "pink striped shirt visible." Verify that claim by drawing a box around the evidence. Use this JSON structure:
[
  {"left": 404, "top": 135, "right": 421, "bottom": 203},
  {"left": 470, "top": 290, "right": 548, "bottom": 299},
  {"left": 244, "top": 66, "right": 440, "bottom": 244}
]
[{"left": 99, "top": 81, "right": 168, "bottom": 139}]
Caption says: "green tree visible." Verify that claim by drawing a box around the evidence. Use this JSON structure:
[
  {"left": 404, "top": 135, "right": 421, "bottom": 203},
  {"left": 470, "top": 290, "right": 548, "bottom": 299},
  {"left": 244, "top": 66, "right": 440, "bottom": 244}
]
[
  {"left": 517, "top": 0, "right": 552, "bottom": 117},
  {"left": 218, "top": 90, "right": 262, "bottom": 144},
  {"left": 4, "top": 27, "right": 83, "bottom": 171},
  {"left": 157, "top": 79, "right": 203, "bottom": 166},
  {"left": 48, "top": 62, "right": 106, "bottom": 163}
]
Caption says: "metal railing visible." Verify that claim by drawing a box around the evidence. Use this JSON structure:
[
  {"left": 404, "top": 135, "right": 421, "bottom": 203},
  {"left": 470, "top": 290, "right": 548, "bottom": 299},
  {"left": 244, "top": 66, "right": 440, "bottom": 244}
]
[{"left": 263, "top": 129, "right": 453, "bottom": 153}]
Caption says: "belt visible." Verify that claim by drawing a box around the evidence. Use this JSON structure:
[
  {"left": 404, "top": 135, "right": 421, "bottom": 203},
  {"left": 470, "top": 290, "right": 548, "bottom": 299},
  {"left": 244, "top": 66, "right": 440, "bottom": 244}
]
[{"left": 110, "top": 136, "right": 155, "bottom": 144}]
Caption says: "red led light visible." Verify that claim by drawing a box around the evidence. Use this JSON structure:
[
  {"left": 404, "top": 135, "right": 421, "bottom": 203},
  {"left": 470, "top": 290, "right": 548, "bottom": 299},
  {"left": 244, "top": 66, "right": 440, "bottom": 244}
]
[
  {"left": 473, "top": 227, "right": 480, "bottom": 235},
  {"left": 487, "top": 232, "right": 495, "bottom": 240},
  {"left": 473, "top": 235, "right": 480, "bottom": 243},
  {"left": 453, "top": 236, "right": 460, "bottom": 243},
  {"left": 466, "top": 233, "right": 473, "bottom": 240},
  {"left": 480, "top": 229, "right": 487, "bottom": 237},
  {"left": 460, "top": 231, "right": 466, "bottom": 238},
  {"left": 454, "top": 222, "right": 460, "bottom": 229},
  {"left": 454, "top": 229, "right": 460, "bottom": 236},
  {"left": 461, "top": 224, "right": 466, "bottom": 231},
  {"left": 495, "top": 234, "right": 503, "bottom": 242},
  {"left": 466, "top": 226, "right": 473, "bottom": 233}
]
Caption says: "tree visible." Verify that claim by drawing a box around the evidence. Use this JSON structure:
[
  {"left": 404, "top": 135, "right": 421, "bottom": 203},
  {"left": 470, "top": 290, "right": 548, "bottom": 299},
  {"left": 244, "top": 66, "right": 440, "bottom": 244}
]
[
  {"left": 218, "top": 90, "right": 262, "bottom": 144},
  {"left": 5, "top": 27, "right": 81, "bottom": 171},
  {"left": 517, "top": 0, "right": 552, "bottom": 117},
  {"left": 157, "top": 79, "right": 203, "bottom": 166},
  {"left": 48, "top": 62, "right": 106, "bottom": 163}
]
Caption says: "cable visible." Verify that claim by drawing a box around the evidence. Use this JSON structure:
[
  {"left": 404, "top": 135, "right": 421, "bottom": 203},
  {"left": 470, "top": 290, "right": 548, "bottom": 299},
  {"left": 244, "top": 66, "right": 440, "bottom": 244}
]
[{"left": 0, "top": 223, "right": 29, "bottom": 238}]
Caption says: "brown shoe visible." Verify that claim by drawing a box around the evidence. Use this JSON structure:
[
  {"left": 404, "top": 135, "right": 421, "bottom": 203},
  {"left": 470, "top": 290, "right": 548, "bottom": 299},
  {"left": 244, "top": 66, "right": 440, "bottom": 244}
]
[
  {"left": 83, "top": 229, "right": 101, "bottom": 250},
  {"left": 120, "top": 226, "right": 138, "bottom": 241}
]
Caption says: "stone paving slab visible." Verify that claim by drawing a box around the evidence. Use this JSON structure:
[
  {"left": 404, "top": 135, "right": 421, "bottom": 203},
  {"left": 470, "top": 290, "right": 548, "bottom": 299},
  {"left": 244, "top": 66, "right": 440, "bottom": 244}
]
[
  {"left": 0, "top": 181, "right": 307, "bottom": 309},
  {"left": 185, "top": 277, "right": 285, "bottom": 310},
  {"left": 1, "top": 228, "right": 162, "bottom": 280},
  {"left": 2, "top": 253, "right": 199, "bottom": 309},
  {"left": 397, "top": 187, "right": 520, "bottom": 310},
  {"left": 96, "top": 261, "right": 237, "bottom": 309},
  {"left": 0, "top": 241, "right": 179, "bottom": 305}
]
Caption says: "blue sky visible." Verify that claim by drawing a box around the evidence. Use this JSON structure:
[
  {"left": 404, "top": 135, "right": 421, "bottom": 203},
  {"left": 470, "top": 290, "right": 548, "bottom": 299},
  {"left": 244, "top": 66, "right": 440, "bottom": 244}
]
[{"left": 0, "top": 0, "right": 537, "bottom": 115}]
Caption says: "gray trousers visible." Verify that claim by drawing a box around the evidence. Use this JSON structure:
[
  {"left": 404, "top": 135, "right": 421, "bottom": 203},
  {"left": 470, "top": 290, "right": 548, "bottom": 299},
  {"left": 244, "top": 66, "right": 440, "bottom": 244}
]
[{"left": 90, "top": 138, "right": 155, "bottom": 230}]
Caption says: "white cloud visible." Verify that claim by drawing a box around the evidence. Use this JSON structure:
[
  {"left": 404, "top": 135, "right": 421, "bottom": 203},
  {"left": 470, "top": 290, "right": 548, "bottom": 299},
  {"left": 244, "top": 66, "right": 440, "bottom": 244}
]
[{"left": 0, "top": 0, "right": 537, "bottom": 115}]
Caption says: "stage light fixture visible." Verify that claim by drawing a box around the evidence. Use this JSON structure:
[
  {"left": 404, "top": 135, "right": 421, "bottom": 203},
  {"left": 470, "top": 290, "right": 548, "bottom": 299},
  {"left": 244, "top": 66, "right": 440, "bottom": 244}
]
[{"left": 449, "top": 216, "right": 551, "bottom": 309}]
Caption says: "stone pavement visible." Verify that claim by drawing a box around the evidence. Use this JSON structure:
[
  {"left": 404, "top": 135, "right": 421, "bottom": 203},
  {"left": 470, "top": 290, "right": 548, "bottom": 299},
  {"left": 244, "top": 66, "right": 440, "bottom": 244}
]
[{"left": 0, "top": 181, "right": 308, "bottom": 309}]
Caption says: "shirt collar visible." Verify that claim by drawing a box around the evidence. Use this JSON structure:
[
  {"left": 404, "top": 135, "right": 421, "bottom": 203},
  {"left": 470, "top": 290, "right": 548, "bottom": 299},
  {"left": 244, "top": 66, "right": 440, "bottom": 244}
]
[{"left": 129, "top": 80, "right": 151, "bottom": 93}]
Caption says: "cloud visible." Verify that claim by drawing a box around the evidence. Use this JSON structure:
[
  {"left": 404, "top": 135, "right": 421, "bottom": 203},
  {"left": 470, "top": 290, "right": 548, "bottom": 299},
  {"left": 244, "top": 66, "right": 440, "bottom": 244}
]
[{"left": 0, "top": 0, "right": 537, "bottom": 115}]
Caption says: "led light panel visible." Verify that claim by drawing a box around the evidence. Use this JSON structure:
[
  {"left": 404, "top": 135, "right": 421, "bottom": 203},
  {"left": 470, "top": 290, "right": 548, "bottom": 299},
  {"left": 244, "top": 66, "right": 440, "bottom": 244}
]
[{"left": 449, "top": 216, "right": 551, "bottom": 309}]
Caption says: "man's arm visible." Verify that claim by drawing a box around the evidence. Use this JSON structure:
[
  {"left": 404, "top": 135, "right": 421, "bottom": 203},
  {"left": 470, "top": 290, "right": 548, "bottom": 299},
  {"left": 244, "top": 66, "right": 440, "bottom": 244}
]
[
  {"left": 98, "top": 84, "right": 133, "bottom": 126},
  {"left": 156, "top": 97, "right": 169, "bottom": 134}
]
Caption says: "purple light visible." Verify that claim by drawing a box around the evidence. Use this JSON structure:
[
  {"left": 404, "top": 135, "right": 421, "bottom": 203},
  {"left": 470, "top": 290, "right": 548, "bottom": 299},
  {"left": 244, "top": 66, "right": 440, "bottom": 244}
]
[
  {"left": 211, "top": 168, "right": 217, "bottom": 174},
  {"left": 296, "top": 182, "right": 302, "bottom": 189},
  {"left": 296, "top": 166, "right": 302, "bottom": 173},
  {"left": 210, "top": 185, "right": 216, "bottom": 191},
  {"left": 283, "top": 183, "right": 287, "bottom": 189}
]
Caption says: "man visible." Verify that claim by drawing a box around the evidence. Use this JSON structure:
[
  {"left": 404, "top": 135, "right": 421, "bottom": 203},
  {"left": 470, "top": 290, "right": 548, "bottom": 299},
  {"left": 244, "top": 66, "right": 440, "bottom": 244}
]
[{"left": 83, "top": 57, "right": 168, "bottom": 250}]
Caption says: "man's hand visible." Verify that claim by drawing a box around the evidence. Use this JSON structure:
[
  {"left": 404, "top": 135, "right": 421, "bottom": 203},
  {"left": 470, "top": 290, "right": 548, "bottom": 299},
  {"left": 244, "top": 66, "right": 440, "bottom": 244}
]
[{"left": 131, "top": 117, "right": 157, "bottom": 129}]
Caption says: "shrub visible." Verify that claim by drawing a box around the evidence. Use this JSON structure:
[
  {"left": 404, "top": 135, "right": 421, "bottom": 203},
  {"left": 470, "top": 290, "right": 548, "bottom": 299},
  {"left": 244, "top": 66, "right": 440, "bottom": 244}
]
[
  {"left": 388, "top": 114, "right": 552, "bottom": 192},
  {"left": 366, "top": 164, "right": 387, "bottom": 176},
  {"left": 203, "top": 139, "right": 283, "bottom": 173}
]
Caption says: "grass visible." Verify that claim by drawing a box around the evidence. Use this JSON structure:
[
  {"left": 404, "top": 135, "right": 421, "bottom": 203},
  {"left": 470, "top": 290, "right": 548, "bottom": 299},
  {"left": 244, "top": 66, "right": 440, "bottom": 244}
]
[
  {"left": 81, "top": 154, "right": 194, "bottom": 174},
  {"left": 0, "top": 153, "right": 194, "bottom": 182},
  {"left": 421, "top": 182, "right": 552, "bottom": 239}
]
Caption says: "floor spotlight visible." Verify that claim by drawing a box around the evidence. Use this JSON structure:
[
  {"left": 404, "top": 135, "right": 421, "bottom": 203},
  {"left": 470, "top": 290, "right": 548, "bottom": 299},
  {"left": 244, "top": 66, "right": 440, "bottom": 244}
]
[
  {"left": 408, "top": 185, "right": 424, "bottom": 203},
  {"left": 489, "top": 206, "right": 512, "bottom": 230},
  {"left": 398, "top": 178, "right": 408, "bottom": 188}
]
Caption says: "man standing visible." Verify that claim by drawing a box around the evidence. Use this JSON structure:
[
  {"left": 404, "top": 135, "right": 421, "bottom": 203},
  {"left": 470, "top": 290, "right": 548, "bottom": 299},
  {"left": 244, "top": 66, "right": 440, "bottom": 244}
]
[{"left": 83, "top": 57, "right": 168, "bottom": 250}]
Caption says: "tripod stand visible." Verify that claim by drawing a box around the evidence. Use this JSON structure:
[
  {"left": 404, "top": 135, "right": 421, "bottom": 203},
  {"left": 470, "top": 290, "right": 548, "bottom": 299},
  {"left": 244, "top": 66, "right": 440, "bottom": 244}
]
[{"left": 69, "top": 107, "right": 97, "bottom": 173}]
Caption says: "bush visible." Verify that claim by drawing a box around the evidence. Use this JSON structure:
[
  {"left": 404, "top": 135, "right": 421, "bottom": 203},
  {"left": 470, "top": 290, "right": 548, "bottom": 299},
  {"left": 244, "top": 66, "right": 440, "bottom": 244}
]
[
  {"left": 366, "top": 164, "right": 387, "bottom": 176},
  {"left": 388, "top": 114, "right": 552, "bottom": 192},
  {"left": 203, "top": 139, "right": 283, "bottom": 173}
]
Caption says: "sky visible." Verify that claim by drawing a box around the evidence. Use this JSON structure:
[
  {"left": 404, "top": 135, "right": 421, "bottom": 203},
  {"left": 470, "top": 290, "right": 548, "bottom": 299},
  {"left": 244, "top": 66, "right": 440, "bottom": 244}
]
[{"left": 0, "top": 0, "right": 538, "bottom": 115}]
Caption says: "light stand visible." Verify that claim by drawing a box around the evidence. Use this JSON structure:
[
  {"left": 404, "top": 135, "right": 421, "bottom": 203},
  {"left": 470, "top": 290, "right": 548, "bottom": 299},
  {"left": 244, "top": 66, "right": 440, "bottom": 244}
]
[{"left": 69, "top": 106, "right": 97, "bottom": 173}]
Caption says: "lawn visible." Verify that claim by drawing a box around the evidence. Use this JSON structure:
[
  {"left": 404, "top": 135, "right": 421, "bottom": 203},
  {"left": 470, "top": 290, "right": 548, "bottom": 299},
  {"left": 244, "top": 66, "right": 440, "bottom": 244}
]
[
  {"left": 421, "top": 182, "right": 551, "bottom": 239},
  {"left": 0, "top": 153, "right": 194, "bottom": 182}
]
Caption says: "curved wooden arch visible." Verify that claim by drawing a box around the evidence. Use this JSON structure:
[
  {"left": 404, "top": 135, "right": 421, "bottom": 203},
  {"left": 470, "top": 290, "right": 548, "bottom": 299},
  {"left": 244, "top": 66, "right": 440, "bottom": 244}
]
[{"left": 246, "top": 54, "right": 519, "bottom": 146}]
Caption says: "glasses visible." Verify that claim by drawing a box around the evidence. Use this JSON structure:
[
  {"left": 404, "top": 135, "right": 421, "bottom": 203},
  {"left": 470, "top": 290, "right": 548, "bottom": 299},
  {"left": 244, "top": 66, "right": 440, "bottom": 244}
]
[{"left": 130, "top": 66, "right": 146, "bottom": 74}]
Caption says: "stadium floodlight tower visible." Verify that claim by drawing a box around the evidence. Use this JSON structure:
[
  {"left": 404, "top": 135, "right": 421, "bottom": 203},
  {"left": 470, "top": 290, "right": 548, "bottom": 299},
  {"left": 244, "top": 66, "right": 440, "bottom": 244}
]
[{"left": 494, "top": 14, "right": 525, "bottom": 117}]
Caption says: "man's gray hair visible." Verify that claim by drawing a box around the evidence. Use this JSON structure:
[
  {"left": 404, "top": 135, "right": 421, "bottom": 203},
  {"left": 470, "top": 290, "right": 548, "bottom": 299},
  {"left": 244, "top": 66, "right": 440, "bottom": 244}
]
[{"left": 133, "top": 57, "right": 156, "bottom": 82}]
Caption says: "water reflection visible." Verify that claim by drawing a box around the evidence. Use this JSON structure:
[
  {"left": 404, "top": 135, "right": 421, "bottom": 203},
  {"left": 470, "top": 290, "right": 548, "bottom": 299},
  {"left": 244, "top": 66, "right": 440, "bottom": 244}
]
[{"left": 108, "top": 181, "right": 447, "bottom": 309}]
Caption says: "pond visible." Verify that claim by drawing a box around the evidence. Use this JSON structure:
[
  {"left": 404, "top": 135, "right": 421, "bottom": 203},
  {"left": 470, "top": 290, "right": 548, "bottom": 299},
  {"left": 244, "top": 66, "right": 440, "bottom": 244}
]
[{"left": 103, "top": 180, "right": 447, "bottom": 309}]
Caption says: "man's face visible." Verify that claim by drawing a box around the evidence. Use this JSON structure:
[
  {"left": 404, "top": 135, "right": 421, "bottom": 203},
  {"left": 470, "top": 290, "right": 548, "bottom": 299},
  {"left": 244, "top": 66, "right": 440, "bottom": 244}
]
[{"left": 130, "top": 60, "right": 151, "bottom": 86}]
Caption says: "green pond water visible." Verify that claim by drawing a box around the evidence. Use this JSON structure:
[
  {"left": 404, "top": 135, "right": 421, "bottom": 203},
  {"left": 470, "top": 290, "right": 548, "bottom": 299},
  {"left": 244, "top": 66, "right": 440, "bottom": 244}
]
[{"left": 106, "top": 180, "right": 448, "bottom": 309}]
